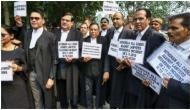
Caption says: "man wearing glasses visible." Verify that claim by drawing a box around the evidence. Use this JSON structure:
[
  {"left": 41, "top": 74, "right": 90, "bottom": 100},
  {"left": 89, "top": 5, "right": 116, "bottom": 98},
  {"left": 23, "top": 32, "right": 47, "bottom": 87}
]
[{"left": 24, "top": 9, "right": 57, "bottom": 108}]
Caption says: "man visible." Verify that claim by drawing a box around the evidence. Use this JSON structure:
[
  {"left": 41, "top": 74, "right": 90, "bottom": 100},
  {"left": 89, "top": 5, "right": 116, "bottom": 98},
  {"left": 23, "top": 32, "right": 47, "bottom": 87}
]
[
  {"left": 53, "top": 12, "right": 83, "bottom": 108},
  {"left": 103, "top": 12, "right": 134, "bottom": 108},
  {"left": 125, "top": 15, "right": 135, "bottom": 30},
  {"left": 123, "top": 8, "right": 165, "bottom": 108},
  {"left": 12, "top": 15, "right": 26, "bottom": 47},
  {"left": 24, "top": 9, "right": 57, "bottom": 108},
  {"left": 100, "top": 17, "right": 112, "bottom": 37},
  {"left": 162, "top": 12, "right": 190, "bottom": 109},
  {"left": 81, "top": 23, "right": 108, "bottom": 108},
  {"left": 151, "top": 18, "right": 169, "bottom": 40}
]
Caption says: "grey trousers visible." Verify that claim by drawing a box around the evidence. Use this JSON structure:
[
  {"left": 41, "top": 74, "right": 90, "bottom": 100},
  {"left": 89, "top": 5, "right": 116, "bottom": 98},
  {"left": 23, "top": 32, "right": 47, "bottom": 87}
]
[{"left": 29, "top": 71, "right": 55, "bottom": 108}]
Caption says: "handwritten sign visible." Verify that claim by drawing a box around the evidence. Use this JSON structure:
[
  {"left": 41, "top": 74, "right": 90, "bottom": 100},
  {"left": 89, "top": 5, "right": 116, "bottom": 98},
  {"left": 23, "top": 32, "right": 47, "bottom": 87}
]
[
  {"left": 58, "top": 41, "right": 79, "bottom": 58},
  {"left": 1, "top": 62, "right": 13, "bottom": 81},
  {"left": 14, "top": 1, "right": 27, "bottom": 17},
  {"left": 82, "top": 42, "right": 102, "bottom": 59},
  {"left": 103, "top": 1, "right": 119, "bottom": 15},
  {"left": 132, "top": 64, "right": 162, "bottom": 94},
  {"left": 108, "top": 39, "right": 119, "bottom": 58},
  {"left": 147, "top": 42, "right": 190, "bottom": 83},
  {"left": 118, "top": 39, "right": 146, "bottom": 64}
]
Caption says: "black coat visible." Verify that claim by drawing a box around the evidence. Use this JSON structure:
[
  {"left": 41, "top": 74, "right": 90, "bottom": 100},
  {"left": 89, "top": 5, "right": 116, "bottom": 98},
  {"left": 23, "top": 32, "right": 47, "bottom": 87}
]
[
  {"left": 24, "top": 29, "right": 57, "bottom": 86},
  {"left": 104, "top": 27, "right": 135, "bottom": 108},
  {"left": 79, "top": 35, "right": 108, "bottom": 107},
  {"left": 124, "top": 27, "right": 165, "bottom": 108},
  {"left": 167, "top": 79, "right": 190, "bottom": 108},
  {"left": 81, "top": 36, "right": 107, "bottom": 77},
  {"left": 53, "top": 28, "right": 83, "bottom": 104}
]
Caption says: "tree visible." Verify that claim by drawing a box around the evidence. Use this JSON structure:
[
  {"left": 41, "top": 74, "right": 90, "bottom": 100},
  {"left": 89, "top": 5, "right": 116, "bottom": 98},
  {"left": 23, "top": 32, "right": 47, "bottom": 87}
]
[
  {"left": 1, "top": 1, "right": 103, "bottom": 27},
  {"left": 117, "top": 1, "right": 190, "bottom": 19}
]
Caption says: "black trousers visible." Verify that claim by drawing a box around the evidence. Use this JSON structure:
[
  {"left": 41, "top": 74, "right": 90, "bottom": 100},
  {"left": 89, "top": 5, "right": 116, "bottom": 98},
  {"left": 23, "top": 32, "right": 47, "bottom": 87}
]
[
  {"left": 56, "top": 79, "right": 68, "bottom": 108},
  {"left": 56, "top": 79, "right": 78, "bottom": 108},
  {"left": 85, "top": 76, "right": 101, "bottom": 108}
]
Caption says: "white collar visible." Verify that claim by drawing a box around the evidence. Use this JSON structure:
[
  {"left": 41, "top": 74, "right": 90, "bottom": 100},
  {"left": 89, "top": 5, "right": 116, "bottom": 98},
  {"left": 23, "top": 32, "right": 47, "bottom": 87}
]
[
  {"left": 139, "top": 26, "right": 149, "bottom": 37},
  {"left": 178, "top": 37, "right": 190, "bottom": 50},
  {"left": 61, "top": 29, "right": 69, "bottom": 33},
  {"left": 33, "top": 27, "right": 43, "bottom": 33},
  {"left": 115, "top": 26, "right": 123, "bottom": 33}
]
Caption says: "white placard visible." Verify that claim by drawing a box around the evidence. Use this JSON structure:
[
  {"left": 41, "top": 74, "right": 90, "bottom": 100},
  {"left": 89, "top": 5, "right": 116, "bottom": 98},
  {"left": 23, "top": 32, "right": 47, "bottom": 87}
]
[
  {"left": 14, "top": 1, "right": 27, "bottom": 17},
  {"left": 132, "top": 64, "right": 162, "bottom": 94},
  {"left": 1, "top": 62, "right": 13, "bottom": 81},
  {"left": 103, "top": 1, "right": 119, "bottom": 15},
  {"left": 108, "top": 39, "right": 119, "bottom": 58},
  {"left": 147, "top": 42, "right": 190, "bottom": 83},
  {"left": 118, "top": 39, "right": 146, "bottom": 64},
  {"left": 58, "top": 41, "right": 79, "bottom": 58},
  {"left": 82, "top": 42, "right": 102, "bottom": 59}
]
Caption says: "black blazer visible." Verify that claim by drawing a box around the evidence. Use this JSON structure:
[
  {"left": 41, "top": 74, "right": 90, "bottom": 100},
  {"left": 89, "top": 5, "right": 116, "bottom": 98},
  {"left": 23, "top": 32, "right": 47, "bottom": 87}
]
[
  {"left": 125, "top": 27, "right": 165, "bottom": 108},
  {"left": 53, "top": 28, "right": 83, "bottom": 79},
  {"left": 167, "top": 79, "right": 190, "bottom": 108},
  {"left": 24, "top": 29, "right": 57, "bottom": 85},
  {"left": 100, "top": 28, "right": 113, "bottom": 39},
  {"left": 81, "top": 35, "right": 107, "bottom": 77},
  {"left": 104, "top": 27, "right": 134, "bottom": 72}
]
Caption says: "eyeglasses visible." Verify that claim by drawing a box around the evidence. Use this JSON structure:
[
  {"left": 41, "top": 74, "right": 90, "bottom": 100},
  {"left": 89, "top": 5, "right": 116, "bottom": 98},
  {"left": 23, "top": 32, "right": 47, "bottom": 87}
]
[
  {"left": 30, "top": 17, "right": 40, "bottom": 20},
  {"left": 1, "top": 33, "right": 8, "bottom": 37}
]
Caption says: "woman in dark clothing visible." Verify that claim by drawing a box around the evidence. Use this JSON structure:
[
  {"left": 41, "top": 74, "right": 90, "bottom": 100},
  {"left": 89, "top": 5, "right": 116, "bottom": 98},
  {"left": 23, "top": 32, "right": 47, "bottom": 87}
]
[{"left": 1, "top": 25, "right": 34, "bottom": 108}]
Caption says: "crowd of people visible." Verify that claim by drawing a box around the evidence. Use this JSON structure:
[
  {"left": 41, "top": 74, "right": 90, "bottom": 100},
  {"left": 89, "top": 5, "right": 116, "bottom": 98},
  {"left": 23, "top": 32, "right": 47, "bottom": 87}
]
[{"left": 1, "top": 8, "right": 190, "bottom": 109}]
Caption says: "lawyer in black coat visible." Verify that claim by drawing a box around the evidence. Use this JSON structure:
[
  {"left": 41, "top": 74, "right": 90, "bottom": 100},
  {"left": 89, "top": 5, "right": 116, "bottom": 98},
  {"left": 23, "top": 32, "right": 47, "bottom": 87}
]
[
  {"left": 53, "top": 12, "right": 83, "bottom": 108},
  {"left": 103, "top": 12, "right": 135, "bottom": 108},
  {"left": 24, "top": 9, "right": 57, "bottom": 108},
  {"left": 80, "top": 23, "right": 108, "bottom": 108},
  {"left": 122, "top": 8, "right": 165, "bottom": 108}
]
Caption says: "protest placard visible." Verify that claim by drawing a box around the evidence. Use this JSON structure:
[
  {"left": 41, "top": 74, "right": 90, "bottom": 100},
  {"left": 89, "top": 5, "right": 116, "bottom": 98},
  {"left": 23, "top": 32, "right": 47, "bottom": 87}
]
[
  {"left": 58, "top": 41, "right": 79, "bottom": 58},
  {"left": 118, "top": 39, "right": 146, "bottom": 64},
  {"left": 132, "top": 64, "right": 162, "bottom": 94},
  {"left": 14, "top": 1, "right": 27, "bottom": 17},
  {"left": 82, "top": 42, "right": 102, "bottom": 59},
  {"left": 147, "top": 42, "right": 190, "bottom": 83},
  {"left": 1, "top": 62, "right": 13, "bottom": 81},
  {"left": 108, "top": 39, "right": 119, "bottom": 58},
  {"left": 103, "top": 1, "right": 119, "bottom": 15}
]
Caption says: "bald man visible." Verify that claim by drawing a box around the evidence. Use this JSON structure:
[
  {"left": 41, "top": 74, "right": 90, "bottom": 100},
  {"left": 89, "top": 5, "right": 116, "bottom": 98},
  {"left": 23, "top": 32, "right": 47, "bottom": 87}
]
[{"left": 103, "top": 12, "right": 134, "bottom": 108}]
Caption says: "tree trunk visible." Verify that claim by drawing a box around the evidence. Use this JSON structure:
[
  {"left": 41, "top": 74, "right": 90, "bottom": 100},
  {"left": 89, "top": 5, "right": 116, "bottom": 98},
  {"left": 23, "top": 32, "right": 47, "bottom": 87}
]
[{"left": 3, "top": 2, "right": 10, "bottom": 25}]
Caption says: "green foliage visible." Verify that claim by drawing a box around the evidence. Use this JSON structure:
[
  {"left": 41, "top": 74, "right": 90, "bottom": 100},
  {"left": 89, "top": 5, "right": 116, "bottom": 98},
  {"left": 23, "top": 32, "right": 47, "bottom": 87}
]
[
  {"left": 1, "top": 1, "right": 103, "bottom": 26},
  {"left": 117, "top": 1, "right": 190, "bottom": 21},
  {"left": 2, "top": 1, "right": 189, "bottom": 26}
]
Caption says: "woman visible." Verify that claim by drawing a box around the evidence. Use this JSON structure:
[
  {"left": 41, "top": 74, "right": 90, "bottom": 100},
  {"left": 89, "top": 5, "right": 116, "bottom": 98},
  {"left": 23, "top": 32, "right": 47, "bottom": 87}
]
[{"left": 1, "top": 25, "right": 34, "bottom": 108}]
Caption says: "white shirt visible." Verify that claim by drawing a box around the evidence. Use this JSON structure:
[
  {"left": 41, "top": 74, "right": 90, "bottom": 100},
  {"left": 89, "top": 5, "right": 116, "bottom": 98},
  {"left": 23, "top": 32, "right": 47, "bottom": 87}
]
[
  {"left": 60, "top": 30, "right": 69, "bottom": 42},
  {"left": 29, "top": 27, "right": 44, "bottom": 49},
  {"left": 101, "top": 30, "right": 107, "bottom": 37},
  {"left": 175, "top": 38, "right": 190, "bottom": 64},
  {"left": 112, "top": 26, "right": 123, "bottom": 41},
  {"left": 136, "top": 26, "right": 149, "bottom": 40},
  {"left": 91, "top": 37, "right": 97, "bottom": 44},
  {"left": 83, "top": 32, "right": 90, "bottom": 38}
]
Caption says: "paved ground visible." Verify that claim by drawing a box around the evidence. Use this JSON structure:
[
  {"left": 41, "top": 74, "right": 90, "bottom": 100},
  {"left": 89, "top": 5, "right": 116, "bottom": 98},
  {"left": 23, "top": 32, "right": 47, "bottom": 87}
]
[{"left": 56, "top": 97, "right": 110, "bottom": 109}]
